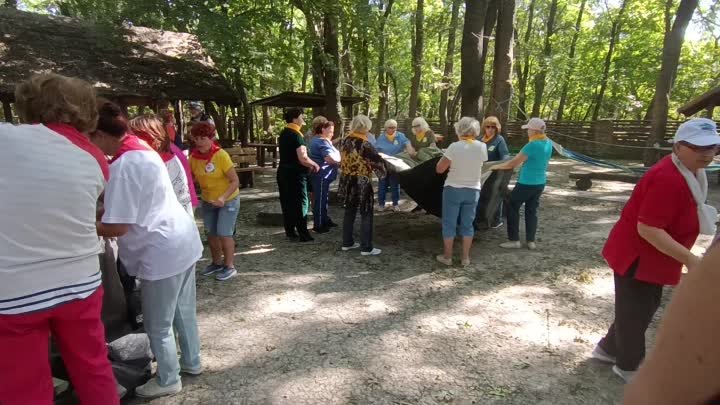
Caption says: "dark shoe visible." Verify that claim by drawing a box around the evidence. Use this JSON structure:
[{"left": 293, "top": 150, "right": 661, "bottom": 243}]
[
  {"left": 326, "top": 219, "right": 339, "bottom": 228},
  {"left": 286, "top": 232, "right": 299, "bottom": 240},
  {"left": 298, "top": 233, "right": 314, "bottom": 242},
  {"left": 491, "top": 221, "right": 504, "bottom": 229},
  {"left": 313, "top": 226, "right": 330, "bottom": 234}
]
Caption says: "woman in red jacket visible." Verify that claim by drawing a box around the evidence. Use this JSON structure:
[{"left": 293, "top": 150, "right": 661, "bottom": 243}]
[{"left": 593, "top": 118, "right": 720, "bottom": 383}]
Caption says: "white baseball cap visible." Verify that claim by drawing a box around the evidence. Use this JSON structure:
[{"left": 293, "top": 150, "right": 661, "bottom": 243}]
[
  {"left": 522, "top": 117, "right": 546, "bottom": 132},
  {"left": 673, "top": 118, "right": 720, "bottom": 146}
]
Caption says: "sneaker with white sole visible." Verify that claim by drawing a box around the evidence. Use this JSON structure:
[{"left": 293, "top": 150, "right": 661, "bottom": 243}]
[
  {"left": 436, "top": 255, "right": 452, "bottom": 266},
  {"left": 342, "top": 242, "right": 361, "bottom": 251},
  {"left": 215, "top": 266, "right": 237, "bottom": 281},
  {"left": 135, "top": 378, "right": 181, "bottom": 399},
  {"left": 500, "top": 241, "right": 522, "bottom": 249},
  {"left": 201, "top": 263, "right": 224, "bottom": 276},
  {"left": 361, "top": 248, "right": 382, "bottom": 256},
  {"left": 392, "top": 205, "right": 401, "bottom": 212},
  {"left": 612, "top": 365, "right": 637, "bottom": 384},
  {"left": 461, "top": 258, "right": 471, "bottom": 267},
  {"left": 181, "top": 365, "right": 203, "bottom": 376},
  {"left": 527, "top": 242, "right": 537, "bottom": 250},
  {"left": 591, "top": 345, "right": 616, "bottom": 364}
]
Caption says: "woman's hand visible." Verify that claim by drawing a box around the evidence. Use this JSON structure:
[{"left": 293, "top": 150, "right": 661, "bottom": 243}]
[
  {"left": 310, "top": 162, "right": 320, "bottom": 173},
  {"left": 212, "top": 196, "right": 226, "bottom": 207}
]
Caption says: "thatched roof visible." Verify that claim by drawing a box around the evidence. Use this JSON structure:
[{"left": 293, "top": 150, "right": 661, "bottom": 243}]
[
  {"left": 0, "top": 8, "right": 240, "bottom": 105},
  {"left": 678, "top": 86, "right": 720, "bottom": 117}
]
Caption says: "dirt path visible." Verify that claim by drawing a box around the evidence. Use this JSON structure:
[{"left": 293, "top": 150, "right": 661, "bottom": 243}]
[{"left": 133, "top": 159, "right": 716, "bottom": 405}]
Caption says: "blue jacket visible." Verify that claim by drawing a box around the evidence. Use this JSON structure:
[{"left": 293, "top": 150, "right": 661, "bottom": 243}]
[
  {"left": 308, "top": 136, "right": 340, "bottom": 181},
  {"left": 375, "top": 132, "right": 409, "bottom": 156}
]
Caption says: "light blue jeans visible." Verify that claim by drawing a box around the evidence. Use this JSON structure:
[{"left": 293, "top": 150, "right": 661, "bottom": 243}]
[
  {"left": 442, "top": 186, "right": 480, "bottom": 238},
  {"left": 140, "top": 265, "right": 201, "bottom": 386}
]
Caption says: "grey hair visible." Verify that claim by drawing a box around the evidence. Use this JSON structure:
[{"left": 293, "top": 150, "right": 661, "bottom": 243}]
[
  {"left": 454, "top": 117, "right": 481, "bottom": 138},
  {"left": 411, "top": 117, "right": 430, "bottom": 132},
  {"left": 350, "top": 114, "right": 373, "bottom": 133},
  {"left": 384, "top": 119, "right": 398, "bottom": 129}
]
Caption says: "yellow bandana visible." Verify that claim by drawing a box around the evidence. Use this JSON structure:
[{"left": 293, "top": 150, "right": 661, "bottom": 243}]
[
  {"left": 416, "top": 131, "right": 427, "bottom": 143},
  {"left": 386, "top": 133, "right": 396, "bottom": 143},
  {"left": 286, "top": 123, "right": 303, "bottom": 135},
  {"left": 348, "top": 131, "right": 368, "bottom": 142},
  {"left": 481, "top": 133, "right": 495, "bottom": 143},
  {"left": 529, "top": 133, "right": 548, "bottom": 142},
  {"left": 460, "top": 135, "right": 476, "bottom": 144}
]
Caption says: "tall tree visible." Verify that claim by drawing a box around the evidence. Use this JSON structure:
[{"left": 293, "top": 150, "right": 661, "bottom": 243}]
[
  {"left": 487, "top": 0, "right": 516, "bottom": 128},
  {"left": 592, "top": 0, "right": 629, "bottom": 121},
  {"left": 530, "top": 0, "right": 559, "bottom": 117},
  {"left": 322, "top": 4, "right": 343, "bottom": 135},
  {"left": 556, "top": 0, "right": 587, "bottom": 121},
  {"left": 439, "top": 0, "right": 462, "bottom": 139},
  {"left": 644, "top": 0, "right": 699, "bottom": 166},
  {"left": 408, "top": 0, "right": 425, "bottom": 118},
  {"left": 460, "top": 0, "right": 491, "bottom": 118},
  {"left": 478, "top": 0, "right": 499, "bottom": 115},
  {"left": 377, "top": 0, "right": 395, "bottom": 131},
  {"left": 515, "top": 0, "right": 537, "bottom": 120}
]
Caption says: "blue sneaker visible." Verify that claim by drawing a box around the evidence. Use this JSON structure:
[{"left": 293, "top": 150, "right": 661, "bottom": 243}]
[
  {"left": 215, "top": 266, "right": 237, "bottom": 281},
  {"left": 201, "top": 263, "right": 223, "bottom": 276}
]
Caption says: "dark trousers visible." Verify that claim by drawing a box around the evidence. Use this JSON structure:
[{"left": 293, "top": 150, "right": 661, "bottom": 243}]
[
  {"left": 342, "top": 204, "right": 374, "bottom": 252},
  {"left": 311, "top": 174, "right": 332, "bottom": 229},
  {"left": 507, "top": 183, "right": 544, "bottom": 242},
  {"left": 598, "top": 263, "right": 663, "bottom": 371},
  {"left": 277, "top": 169, "right": 310, "bottom": 237}
]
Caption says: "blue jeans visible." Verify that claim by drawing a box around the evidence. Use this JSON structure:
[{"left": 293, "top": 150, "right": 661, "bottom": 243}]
[
  {"left": 442, "top": 186, "right": 480, "bottom": 238},
  {"left": 140, "top": 265, "right": 201, "bottom": 386},
  {"left": 378, "top": 174, "right": 400, "bottom": 206},
  {"left": 311, "top": 173, "right": 334, "bottom": 228},
  {"left": 507, "top": 183, "right": 545, "bottom": 242},
  {"left": 202, "top": 196, "right": 240, "bottom": 237}
]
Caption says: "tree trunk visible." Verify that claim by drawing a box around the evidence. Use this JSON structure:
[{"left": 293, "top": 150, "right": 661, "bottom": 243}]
[
  {"left": 478, "top": 0, "right": 498, "bottom": 116},
  {"left": 408, "top": 0, "right": 425, "bottom": 118},
  {"left": 3, "top": 0, "right": 17, "bottom": 8},
  {"left": 205, "top": 102, "right": 227, "bottom": 140},
  {"left": 262, "top": 105, "right": 271, "bottom": 141},
  {"left": 460, "top": 0, "right": 490, "bottom": 118},
  {"left": 389, "top": 70, "right": 400, "bottom": 117},
  {"left": 439, "top": 0, "right": 462, "bottom": 139},
  {"left": 643, "top": 0, "right": 698, "bottom": 166},
  {"left": 644, "top": 0, "right": 674, "bottom": 122},
  {"left": 359, "top": 29, "right": 370, "bottom": 115},
  {"left": 530, "top": 0, "right": 558, "bottom": 117},
  {"left": 301, "top": 34, "right": 310, "bottom": 92},
  {"left": 515, "top": 0, "right": 536, "bottom": 120},
  {"left": 556, "top": 0, "right": 587, "bottom": 121},
  {"left": 592, "top": 0, "right": 629, "bottom": 121},
  {"left": 376, "top": 0, "right": 395, "bottom": 132},
  {"left": 322, "top": 8, "right": 343, "bottom": 137},
  {"left": 2, "top": 100, "right": 13, "bottom": 123},
  {"left": 340, "top": 20, "right": 355, "bottom": 119},
  {"left": 235, "top": 77, "right": 253, "bottom": 146},
  {"left": 487, "top": 0, "right": 516, "bottom": 129}
]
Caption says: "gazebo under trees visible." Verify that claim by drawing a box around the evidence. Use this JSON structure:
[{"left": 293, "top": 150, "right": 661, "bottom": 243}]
[
  {"left": 0, "top": 7, "right": 243, "bottom": 141},
  {"left": 678, "top": 86, "right": 720, "bottom": 118}
]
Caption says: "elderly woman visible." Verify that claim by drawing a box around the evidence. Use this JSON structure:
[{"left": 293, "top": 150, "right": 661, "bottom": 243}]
[
  {"left": 277, "top": 108, "right": 320, "bottom": 242},
  {"left": 480, "top": 116, "right": 510, "bottom": 228},
  {"left": 0, "top": 74, "right": 119, "bottom": 405},
  {"left": 309, "top": 119, "right": 341, "bottom": 233},
  {"left": 188, "top": 122, "right": 240, "bottom": 281},
  {"left": 408, "top": 116, "right": 442, "bottom": 161},
  {"left": 375, "top": 119, "right": 410, "bottom": 211},
  {"left": 491, "top": 118, "right": 553, "bottom": 250},
  {"left": 591, "top": 118, "right": 720, "bottom": 384},
  {"left": 339, "top": 115, "right": 387, "bottom": 256},
  {"left": 93, "top": 100, "right": 203, "bottom": 399},
  {"left": 435, "top": 117, "right": 488, "bottom": 266},
  {"left": 129, "top": 114, "right": 194, "bottom": 216}
]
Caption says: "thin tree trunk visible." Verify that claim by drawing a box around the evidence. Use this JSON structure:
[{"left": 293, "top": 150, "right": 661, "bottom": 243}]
[
  {"left": 2, "top": 100, "right": 13, "bottom": 123},
  {"left": 322, "top": 8, "right": 343, "bottom": 136},
  {"left": 377, "top": 0, "right": 395, "bottom": 132},
  {"left": 460, "top": 0, "right": 491, "bottom": 118},
  {"left": 340, "top": 20, "right": 355, "bottom": 119},
  {"left": 301, "top": 34, "right": 310, "bottom": 92},
  {"left": 516, "top": 0, "right": 536, "bottom": 120},
  {"left": 478, "top": 0, "right": 499, "bottom": 116},
  {"left": 530, "top": 0, "right": 558, "bottom": 117},
  {"left": 645, "top": 0, "right": 674, "bottom": 121},
  {"left": 643, "top": 0, "right": 699, "bottom": 166},
  {"left": 487, "top": 0, "right": 516, "bottom": 129},
  {"left": 360, "top": 29, "right": 370, "bottom": 115},
  {"left": 408, "top": 0, "right": 425, "bottom": 118},
  {"left": 592, "top": 0, "right": 629, "bottom": 121},
  {"left": 388, "top": 70, "right": 400, "bottom": 117},
  {"left": 439, "top": 0, "right": 462, "bottom": 139},
  {"left": 205, "top": 102, "right": 227, "bottom": 140},
  {"left": 557, "top": 0, "right": 587, "bottom": 121}
]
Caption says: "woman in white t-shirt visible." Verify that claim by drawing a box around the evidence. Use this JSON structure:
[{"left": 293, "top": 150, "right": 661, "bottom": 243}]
[{"left": 435, "top": 117, "right": 488, "bottom": 267}]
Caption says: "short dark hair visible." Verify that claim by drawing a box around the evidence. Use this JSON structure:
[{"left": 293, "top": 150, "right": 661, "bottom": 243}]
[
  {"left": 314, "top": 120, "right": 334, "bottom": 135},
  {"left": 284, "top": 107, "right": 304, "bottom": 123},
  {"left": 95, "top": 98, "right": 127, "bottom": 137}
]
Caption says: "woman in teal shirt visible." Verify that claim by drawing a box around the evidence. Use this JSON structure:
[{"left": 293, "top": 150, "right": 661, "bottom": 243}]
[{"left": 491, "top": 118, "right": 553, "bottom": 250}]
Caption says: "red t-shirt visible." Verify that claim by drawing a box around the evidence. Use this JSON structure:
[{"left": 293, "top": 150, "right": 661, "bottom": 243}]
[{"left": 602, "top": 155, "right": 699, "bottom": 286}]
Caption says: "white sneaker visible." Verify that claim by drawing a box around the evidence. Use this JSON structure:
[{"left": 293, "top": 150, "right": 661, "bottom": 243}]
[
  {"left": 500, "top": 241, "right": 522, "bottom": 249},
  {"left": 392, "top": 205, "right": 401, "bottom": 212},
  {"left": 135, "top": 378, "right": 182, "bottom": 399},
  {"left": 436, "top": 255, "right": 452, "bottom": 266},
  {"left": 361, "top": 248, "right": 382, "bottom": 256},
  {"left": 527, "top": 242, "right": 537, "bottom": 250},
  {"left": 375, "top": 205, "right": 386, "bottom": 212},
  {"left": 591, "top": 345, "right": 616, "bottom": 364},
  {"left": 612, "top": 365, "right": 637, "bottom": 384},
  {"left": 342, "top": 242, "right": 361, "bottom": 251}
]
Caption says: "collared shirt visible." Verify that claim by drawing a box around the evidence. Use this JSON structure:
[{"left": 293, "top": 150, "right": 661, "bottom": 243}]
[{"left": 375, "top": 132, "right": 409, "bottom": 156}]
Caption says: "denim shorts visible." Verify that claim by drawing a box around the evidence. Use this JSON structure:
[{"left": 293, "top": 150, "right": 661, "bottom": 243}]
[{"left": 202, "top": 196, "right": 240, "bottom": 237}]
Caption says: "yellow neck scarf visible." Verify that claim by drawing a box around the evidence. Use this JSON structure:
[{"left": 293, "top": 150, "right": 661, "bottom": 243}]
[
  {"left": 348, "top": 131, "right": 368, "bottom": 142},
  {"left": 481, "top": 133, "right": 495, "bottom": 143},
  {"left": 460, "top": 135, "right": 476, "bottom": 144},
  {"left": 386, "top": 132, "right": 396, "bottom": 143},
  {"left": 529, "top": 133, "right": 548, "bottom": 142},
  {"left": 416, "top": 130, "right": 427, "bottom": 143},
  {"left": 286, "top": 123, "right": 303, "bottom": 141}
]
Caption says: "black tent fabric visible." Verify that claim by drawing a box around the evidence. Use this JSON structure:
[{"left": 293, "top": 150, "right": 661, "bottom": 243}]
[{"left": 394, "top": 156, "right": 513, "bottom": 227}]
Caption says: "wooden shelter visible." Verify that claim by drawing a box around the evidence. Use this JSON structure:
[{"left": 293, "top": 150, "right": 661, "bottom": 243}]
[
  {"left": 678, "top": 86, "right": 720, "bottom": 117},
  {"left": 0, "top": 8, "right": 239, "bottom": 133}
]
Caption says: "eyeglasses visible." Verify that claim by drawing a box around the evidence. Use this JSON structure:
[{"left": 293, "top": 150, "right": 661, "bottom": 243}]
[
  {"left": 412, "top": 125, "right": 421, "bottom": 128},
  {"left": 387, "top": 127, "right": 397, "bottom": 129},
  {"left": 485, "top": 125, "right": 497, "bottom": 129}
]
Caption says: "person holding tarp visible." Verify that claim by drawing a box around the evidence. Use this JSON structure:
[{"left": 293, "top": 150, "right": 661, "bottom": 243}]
[
  {"left": 480, "top": 116, "right": 510, "bottom": 229},
  {"left": 592, "top": 118, "right": 720, "bottom": 384},
  {"left": 375, "top": 119, "right": 411, "bottom": 211}
]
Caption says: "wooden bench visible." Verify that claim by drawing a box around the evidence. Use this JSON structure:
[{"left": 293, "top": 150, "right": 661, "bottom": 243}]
[
  {"left": 226, "top": 146, "right": 259, "bottom": 188},
  {"left": 569, "top": 171, "right": 641, "bottom": 191}
]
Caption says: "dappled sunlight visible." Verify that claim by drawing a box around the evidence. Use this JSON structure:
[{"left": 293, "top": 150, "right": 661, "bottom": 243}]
[
  {"left": 269, "top": 368, "right": 360, "bottom": 403},
  {"left": 236, "top": 246, "right": 276, "bottom": 255},
  {"left": 263, "top": 290, "right": 316, "bottom": 314},
  {"left": 588, "top": 216, "right": 618, "bottom": 225}
]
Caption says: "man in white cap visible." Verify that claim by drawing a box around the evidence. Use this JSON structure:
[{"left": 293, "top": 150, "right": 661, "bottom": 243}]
[
  {"left": 491, "top": 117, "right": 553, "bottom": 250},
  {"left": 593, "top": 118, "right": 720, "bottom": 383},
  {"left": 188, "top": 101, "right": 215, "bottom": 126}
]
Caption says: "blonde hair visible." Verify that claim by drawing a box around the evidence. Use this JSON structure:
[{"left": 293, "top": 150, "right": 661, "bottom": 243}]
[
  {"left": 128, "top": 114, "right": 170, "bottom": 153},
  {"left": 384, "top": 119, "right": 398, "bottom": 129},
  {"left": 350, "top": 114, "right": 372, "bottom": 133},
  {"left": 454, "top": 117, "right": 481, "bottom": 138},
  {"left": 481, "top": 116, "right": 502, "bottom": 133},
  {"left": 15, "top": 73, "right": 98, "bottom": 133},
  {"left": 411, "top": 117, "right": 430, "bottom": 132}
]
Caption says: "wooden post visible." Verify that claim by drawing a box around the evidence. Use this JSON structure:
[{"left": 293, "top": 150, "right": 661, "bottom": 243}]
[
  {"left": 591, "top": 119, "right": 614, "bottom": 158},
  {"left": 174, "top": 100, "right": 184, "bottom": 143},
  {"left": 2, "top": 100, "right": 13, "bottom": 123}
]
